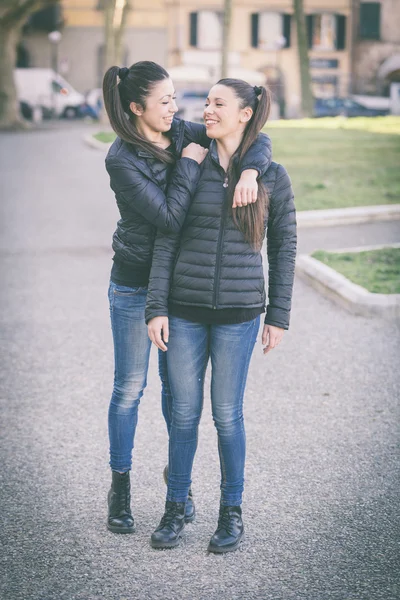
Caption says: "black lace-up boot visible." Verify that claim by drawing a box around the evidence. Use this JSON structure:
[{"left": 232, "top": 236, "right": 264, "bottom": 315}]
[
  {"left": 107, "top": 471, "right": 135, "bottom": 533},
  {"left": 151, "top": 501, "right": 186, "bottom": 549},
  {"left": 207, "top": 505, "right": 244, "bottom": 553},
  {"left": 163, "top": 465, "right": 196, "bottom": 523}
]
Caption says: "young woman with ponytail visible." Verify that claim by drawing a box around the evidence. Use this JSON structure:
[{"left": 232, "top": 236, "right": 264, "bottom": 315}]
[
  {"left": 102, "top": 62, "right": 273, "bottom": 535},
  {"left": 146, "top": 79, "right": 297, "bottom": 552}
]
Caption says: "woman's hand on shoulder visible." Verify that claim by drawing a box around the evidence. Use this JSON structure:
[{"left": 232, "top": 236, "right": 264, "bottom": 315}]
[
  {"left": 262, "top": 324, "right": 284, "bottom": 355},
  {"left": 233, "top": 169, "right": 258, "bottom": 208},
  {"left": 182, "top": 143, "right": 208, "bottom": 164},
  {"left": 148, "top": 316, "right": 169, "bottom": 352}
]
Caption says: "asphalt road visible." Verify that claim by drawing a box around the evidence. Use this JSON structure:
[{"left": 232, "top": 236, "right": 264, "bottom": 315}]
[{"left": 0, "top": 126, "right": 399, "bottom": 600}]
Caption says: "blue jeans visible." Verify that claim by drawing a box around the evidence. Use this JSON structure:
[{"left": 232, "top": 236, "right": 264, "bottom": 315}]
[
  {"left": 166, "top": 315, "right": 260, "bottom": 506},
  {"left": 108, "top": 281, "right": 173, "bottom": 472}
]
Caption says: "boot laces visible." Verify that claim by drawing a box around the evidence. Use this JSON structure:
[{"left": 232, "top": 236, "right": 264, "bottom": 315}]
[
  {"left": 218, "top": 508, "right": 234, "bottom": 534},
  {"left": 160, "top": 503, "right": 180, "bottom": 530}
]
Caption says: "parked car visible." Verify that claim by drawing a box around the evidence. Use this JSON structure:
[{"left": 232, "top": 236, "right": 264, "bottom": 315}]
[
  {"left": 314, "top": 97, "right": 389, "bottom": 118},
  {"left": 175, "top": 89, "right": 209, "bottom": 123},
  {"left": 15, "top": 68, "right": 87, "bottom": 119}
]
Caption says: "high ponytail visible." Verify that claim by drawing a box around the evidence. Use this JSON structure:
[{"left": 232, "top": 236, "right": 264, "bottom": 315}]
[
  {"left": 217, "top": 79, "right": 272, "bottom": 249},
  {"left": 102, "top": 61, "right": 175, "bottom": 164}
]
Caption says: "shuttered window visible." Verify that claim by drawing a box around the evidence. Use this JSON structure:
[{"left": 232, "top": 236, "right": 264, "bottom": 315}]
[
  {"left": 189, "top": 11, "right": 223, "bottom": 49},
  {"left": 250, "top": 13, "right": 291, "bottom": 49},
  {"left": 307, "top": 14, "right": 347, "bottom": 50},
  {"left": 189, "top": 12, "right": 198, "bottom": 47},
  {"left": 359, "top": 2, "right": 381, "bottom": 39}
]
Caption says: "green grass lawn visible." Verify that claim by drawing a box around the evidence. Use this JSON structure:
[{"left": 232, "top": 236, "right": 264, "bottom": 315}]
[
  {"left": 265, "top": 117, "right": 400, "bottom": 211},
  {"left": 312, "top": 247, "right": 400, "bottom": 294},
  {"left": 94, "top": 131, "right": 116, "bottom": 144},
  {"left": 94, "top": 116, "right": 400, "bottom": 212}
]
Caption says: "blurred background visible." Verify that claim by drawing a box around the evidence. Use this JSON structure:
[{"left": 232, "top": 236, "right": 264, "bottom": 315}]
[{"left": 1, "top": 0, "right": 400, "bottom": 125}]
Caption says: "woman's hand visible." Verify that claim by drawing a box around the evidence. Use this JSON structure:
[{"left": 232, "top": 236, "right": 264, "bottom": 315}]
[
  {"left": 262, "top": 324, "right": 284, "bottom": 355},
  {"left": 182, "top": 143, "right": 209, "bottom": 164},
  {"left": 233, "top": 169, "right": 258, "bottom": 208},
  {"left": 148, "top": 316, "right": 169, "bottom": 352}
]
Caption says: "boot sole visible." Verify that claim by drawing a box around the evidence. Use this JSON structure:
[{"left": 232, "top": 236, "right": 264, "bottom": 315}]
[
  {"left": 107, "top": 523, "right": 136, "bottom": 534},
  {"left": 151, "top": 534, "right": 183, "bottom": 549},
  {"left": 207, "top": 531, "right": 244, "bottom": 554}
]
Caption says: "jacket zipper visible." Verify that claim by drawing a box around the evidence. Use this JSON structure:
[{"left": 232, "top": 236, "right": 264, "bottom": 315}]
[{"left": 212, "top": 172, "right": 229, "bottom": 309}]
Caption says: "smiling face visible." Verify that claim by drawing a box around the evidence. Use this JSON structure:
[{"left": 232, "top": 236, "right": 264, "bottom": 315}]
[
  {"left": 203, "top": 84, "right": 253, "bottom": 140},
  {"left": 129, "top": 77, "right": 178, "bottom": 134}
]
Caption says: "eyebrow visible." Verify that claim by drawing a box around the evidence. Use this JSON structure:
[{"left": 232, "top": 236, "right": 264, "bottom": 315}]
[
  {"left": 160, "top": 92, "right": 176, "bottom": 100},
  {"left": 206, "top": 97, "right": 226, "bottom": 102}
]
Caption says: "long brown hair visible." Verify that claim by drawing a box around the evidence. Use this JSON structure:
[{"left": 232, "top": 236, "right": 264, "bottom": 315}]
[
  {"left": 103, "top": 61, "right": 174, "bottom": 164},
  {"left": 217, "top": 78, "right": 271, "bottom": 249}
]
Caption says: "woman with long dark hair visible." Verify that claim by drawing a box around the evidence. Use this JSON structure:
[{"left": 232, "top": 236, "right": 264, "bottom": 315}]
[
  {"left": 146, "top": 79, "right": 297, "bottom": 552},
  {"left": 102, "top": 62, "right": 273, "bottom": 534}
]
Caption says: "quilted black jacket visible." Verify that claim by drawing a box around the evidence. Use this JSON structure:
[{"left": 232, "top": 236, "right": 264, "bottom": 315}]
[
  {"left": 105, "top": 118, "right": 272, "bottom": 280},
  {"left": 145, "top": 141, "right": 297, "bottom": 330}
]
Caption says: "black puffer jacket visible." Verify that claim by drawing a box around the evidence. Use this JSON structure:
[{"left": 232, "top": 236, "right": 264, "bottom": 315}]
[
  {"left": 145, "top": 141, "right": 297, "bottom": 330},
  {"left": 105, "top": 118, "right": 272, "bottom": 284}
]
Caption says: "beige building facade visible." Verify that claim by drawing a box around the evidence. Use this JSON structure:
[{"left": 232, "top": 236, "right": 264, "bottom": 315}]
[
  {"left": 19, "top": 0, "right": 400, "bottom": 116},
  {"left": 351, "top": 0, "right": 400, "bottom": 96}
]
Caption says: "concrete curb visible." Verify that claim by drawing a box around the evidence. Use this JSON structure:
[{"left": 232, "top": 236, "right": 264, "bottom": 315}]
[
  {"left": 297, "top": 204, "right": 400, "bottom": 227},
  {"left": 296, "top": 246, "right": 400, "bottom": 319},
  {"left": 83, "top": 134, "right": 112, "bottom": 152}
]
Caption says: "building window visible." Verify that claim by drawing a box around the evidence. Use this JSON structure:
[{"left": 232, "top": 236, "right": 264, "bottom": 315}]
[
  {"left": 189, "top": 11, "right": 223, "bottom": 50},
  {"left": 250, "top": 13, "right": 291, "bottom": 49},
  {"left": 313, "top": 14, "right": 337, "bottom": 50},
  {"left": 359, "top": 2, "right": 381, "bottom": 40},
  {"left": 307, "top": 14, "right": 346, "bottom": 50}
]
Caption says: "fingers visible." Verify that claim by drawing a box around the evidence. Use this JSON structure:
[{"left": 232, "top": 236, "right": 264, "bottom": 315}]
[
  {"left": 163, "top": 319, "right": 169, "bottom": 344},
  {"left": 262, "top": 325, "right": 284, "bottom": 355},
  {"left": 148, "top": 320, "right": 168, "bottom": 352},
  {"left": 232, "top": 183, "right": 258, "bottom": 208},
  {"left": 261, "top": 324, "right": 269, "bottom": 346},
  {"left": 182, "top": 144, "right": 208, "bottom": 164}
]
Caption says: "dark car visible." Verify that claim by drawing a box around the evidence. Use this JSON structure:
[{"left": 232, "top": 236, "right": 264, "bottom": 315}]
[{"left": 314, "top": 97, "right": 389, "bottom": 118}]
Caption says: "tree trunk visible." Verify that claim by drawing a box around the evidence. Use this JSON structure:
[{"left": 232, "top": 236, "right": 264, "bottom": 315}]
[
  {"left": 221, "top": 0, "right": 232, "bottom": 79},
  {"left": 101, "top": 0, "right": 129, "bottom": 124},
  {"left": 0, "top": 24, "right": 26, "bottom": 129},
  {"left": 293, "top": 0, "right": 314, "bottom": 117},
  {"left": 0, "top": 0, "right": 59, "bottom": 130},
  {"left": 103, "top": 0, "right": 129, "bottom": 72},
  {"left": 114, "top": 1, "right": 129, "bottom": 66}
]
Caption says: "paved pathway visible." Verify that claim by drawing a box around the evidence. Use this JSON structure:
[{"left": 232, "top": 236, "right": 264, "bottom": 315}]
[{"left": 1, "top": 127, "right": 399, "bottom": 600}]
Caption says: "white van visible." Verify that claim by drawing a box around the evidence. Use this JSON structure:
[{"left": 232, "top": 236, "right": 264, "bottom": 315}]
[{"left": 14, "top": 68, "right": 85, "bottom": 119}]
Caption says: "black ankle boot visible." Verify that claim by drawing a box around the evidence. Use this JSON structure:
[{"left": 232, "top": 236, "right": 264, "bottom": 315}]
[
  {"left": 163, "top": 464, "right": 196, "bottom": 523},
  {"left": 207, "top": 505, "right": 244, "bottom": 553},
  {"left": 151, "top": 501, "right": 186, "bottom": 549},
  {"left": 107, "top": 471, "right": 135, "bottom": 534}
]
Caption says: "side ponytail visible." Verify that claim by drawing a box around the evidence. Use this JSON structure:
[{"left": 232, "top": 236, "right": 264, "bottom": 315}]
[
  {"left": 103, "top": 61, "right": 175, "bottom": 164},
  {"left": 217, "top": 79, "right": 271, "bottom": 249}
]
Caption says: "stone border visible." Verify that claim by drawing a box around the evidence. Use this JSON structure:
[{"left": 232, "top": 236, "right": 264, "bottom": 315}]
[
  {"left": 296, "top": 244, "right": 400, "bottom": 319},
  {"left": 83, "top": 133, "right": 112, "bottom": 151},
  {"left": 297, "top": 204, "right": 400, "bottom": 228}
]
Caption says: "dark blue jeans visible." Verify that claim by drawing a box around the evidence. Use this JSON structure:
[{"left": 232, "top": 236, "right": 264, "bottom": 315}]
[
  {"left": 108, "top": 281, "right": 172, "bottom": 472},
  {"left": 166, "top": 315, "right": 260, "bottom": 506}
]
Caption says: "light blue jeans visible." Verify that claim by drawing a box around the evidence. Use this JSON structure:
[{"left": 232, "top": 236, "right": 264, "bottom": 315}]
[
  {"left": 166, "top": 315, "right": 260, "bottom": 506},
  {"left": 108, "top": 281, "right": 172, "bottom": 472}
]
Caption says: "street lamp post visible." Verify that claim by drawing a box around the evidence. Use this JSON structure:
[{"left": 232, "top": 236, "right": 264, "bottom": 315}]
[{"left": 48, "top": 30, "right": 62, "bottom": 118}]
